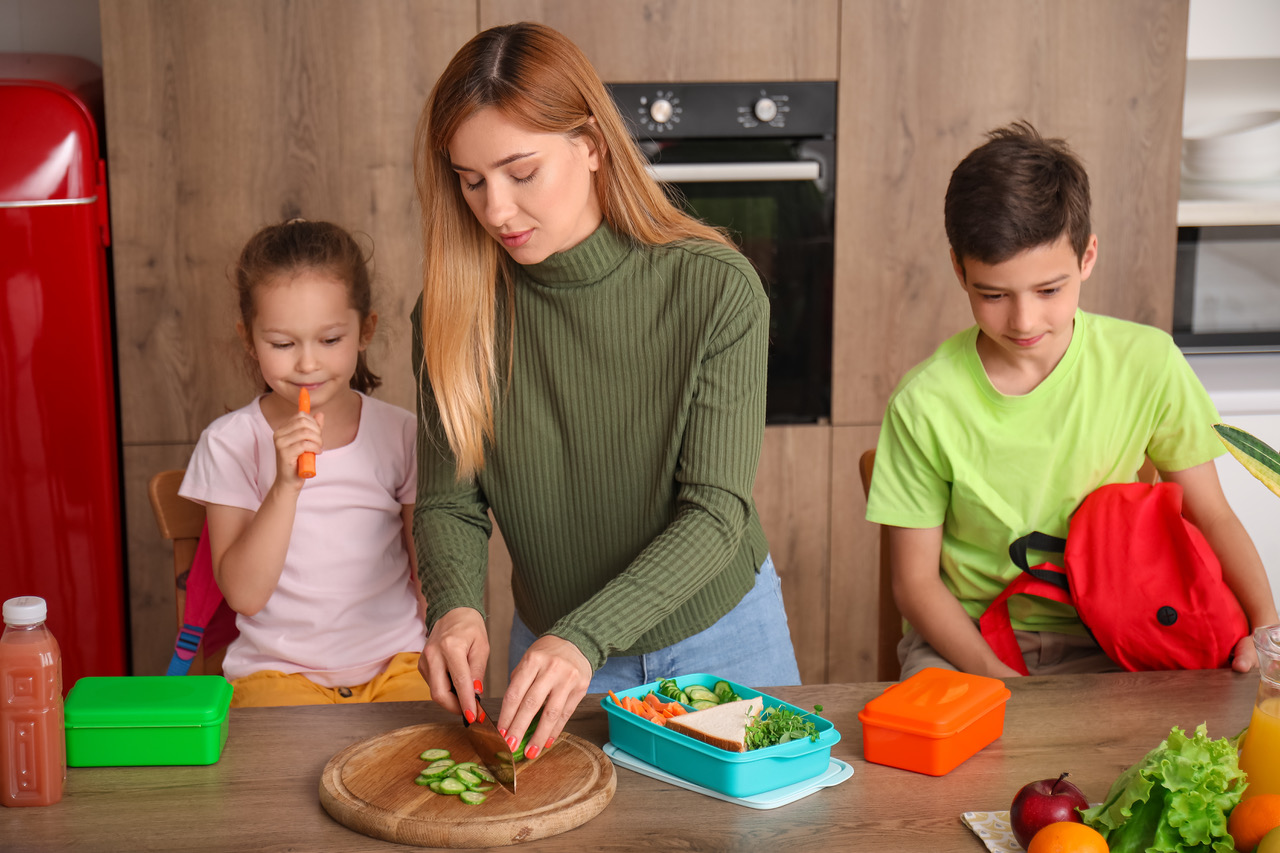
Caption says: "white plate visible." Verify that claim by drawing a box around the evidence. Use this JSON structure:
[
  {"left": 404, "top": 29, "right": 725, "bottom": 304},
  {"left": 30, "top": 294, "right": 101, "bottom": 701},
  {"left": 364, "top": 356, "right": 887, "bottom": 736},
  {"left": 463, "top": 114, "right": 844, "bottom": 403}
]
[{"left": 602, "top": 742, "right": 853, "bottom": 809}]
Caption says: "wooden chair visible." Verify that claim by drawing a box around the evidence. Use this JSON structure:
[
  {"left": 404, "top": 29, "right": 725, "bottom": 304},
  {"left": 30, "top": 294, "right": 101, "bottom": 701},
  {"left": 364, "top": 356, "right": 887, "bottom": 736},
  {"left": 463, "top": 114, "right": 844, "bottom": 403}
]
[
  {"left": 858, "top": 450, "right": 902, "bottom": 682},
  {"left": 147, "top": 469, "right": 225, "bottom": 676},
  {"left": 859, "top": 449, "right": 1159, "bottom": 683}
]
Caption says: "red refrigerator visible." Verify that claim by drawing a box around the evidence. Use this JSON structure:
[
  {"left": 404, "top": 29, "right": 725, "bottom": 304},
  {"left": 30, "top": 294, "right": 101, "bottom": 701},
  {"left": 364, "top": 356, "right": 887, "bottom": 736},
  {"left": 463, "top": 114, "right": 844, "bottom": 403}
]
[{"left": 0, "top": 53, "right": 128, "bottom": 688}]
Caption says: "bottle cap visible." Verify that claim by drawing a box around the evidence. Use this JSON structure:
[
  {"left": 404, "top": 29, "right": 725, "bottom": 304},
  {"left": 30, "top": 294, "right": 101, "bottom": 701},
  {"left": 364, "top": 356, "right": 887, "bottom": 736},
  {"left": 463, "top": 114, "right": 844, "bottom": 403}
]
[{"left": 3, "top": 596, "right": 47, "bottom": 626}]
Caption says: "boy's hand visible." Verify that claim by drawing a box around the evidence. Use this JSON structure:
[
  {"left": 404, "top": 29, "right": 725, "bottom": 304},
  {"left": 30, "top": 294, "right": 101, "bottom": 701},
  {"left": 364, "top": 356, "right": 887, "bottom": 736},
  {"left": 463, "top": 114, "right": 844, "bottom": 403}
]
[{"left": 1231, "top": 634, "right": 1259, "bottom": 672}]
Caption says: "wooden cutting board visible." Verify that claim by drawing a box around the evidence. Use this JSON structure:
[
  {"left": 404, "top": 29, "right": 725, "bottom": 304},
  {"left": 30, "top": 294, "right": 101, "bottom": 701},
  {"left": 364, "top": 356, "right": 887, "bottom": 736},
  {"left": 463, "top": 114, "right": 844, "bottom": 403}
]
[{"left": 319, "top": 722, "right": 615, "bottom": 848}]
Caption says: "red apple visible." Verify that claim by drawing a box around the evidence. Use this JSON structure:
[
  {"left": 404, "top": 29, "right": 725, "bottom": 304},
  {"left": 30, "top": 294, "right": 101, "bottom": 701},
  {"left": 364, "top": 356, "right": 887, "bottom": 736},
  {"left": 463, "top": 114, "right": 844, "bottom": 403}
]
[{"left": 1009, "top": 772, "right": 1090, "bottom": 850}]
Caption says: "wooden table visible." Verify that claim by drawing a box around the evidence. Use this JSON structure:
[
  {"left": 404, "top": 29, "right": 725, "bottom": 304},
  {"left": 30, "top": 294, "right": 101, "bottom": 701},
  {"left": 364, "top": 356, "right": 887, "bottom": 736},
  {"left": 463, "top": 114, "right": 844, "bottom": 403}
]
[{"left": 2, "top": 670, "right": 1260, "bottom": 852}]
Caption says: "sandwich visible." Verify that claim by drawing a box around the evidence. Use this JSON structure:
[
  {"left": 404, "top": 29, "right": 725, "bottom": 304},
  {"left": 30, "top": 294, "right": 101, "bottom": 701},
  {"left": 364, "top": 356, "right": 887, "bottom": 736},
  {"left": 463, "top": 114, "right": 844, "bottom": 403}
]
[{"left": 664, "top": 695, "right": 764, "bottom": 753}]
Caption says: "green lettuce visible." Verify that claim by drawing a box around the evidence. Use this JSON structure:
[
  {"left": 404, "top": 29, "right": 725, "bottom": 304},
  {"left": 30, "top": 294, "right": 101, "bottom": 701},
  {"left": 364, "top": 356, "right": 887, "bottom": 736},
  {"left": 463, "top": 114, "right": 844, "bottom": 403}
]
[{"left": 1082, "top": 724, "right": 1246, "bottom": 853}]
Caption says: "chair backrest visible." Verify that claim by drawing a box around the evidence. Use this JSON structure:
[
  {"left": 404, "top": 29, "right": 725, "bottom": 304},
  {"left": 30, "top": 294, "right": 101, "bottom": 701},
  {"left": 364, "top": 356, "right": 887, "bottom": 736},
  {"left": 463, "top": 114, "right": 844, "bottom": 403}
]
[
  {"left": 147, "top": 469, "right": 223, "bottom": 675},
  {"left": 860, "top": 449, "right": 1159, "bottom": 683},
  {"left": 858, "top": 449, "right": 902, "bottom": 681}
]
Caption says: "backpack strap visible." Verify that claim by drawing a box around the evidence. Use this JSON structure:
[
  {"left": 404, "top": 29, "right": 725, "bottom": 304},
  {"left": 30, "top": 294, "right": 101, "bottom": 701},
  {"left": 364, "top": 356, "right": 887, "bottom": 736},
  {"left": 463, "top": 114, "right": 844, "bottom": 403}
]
[{"left": 977, "top": 533, "right": 1074, "bottom": 676}]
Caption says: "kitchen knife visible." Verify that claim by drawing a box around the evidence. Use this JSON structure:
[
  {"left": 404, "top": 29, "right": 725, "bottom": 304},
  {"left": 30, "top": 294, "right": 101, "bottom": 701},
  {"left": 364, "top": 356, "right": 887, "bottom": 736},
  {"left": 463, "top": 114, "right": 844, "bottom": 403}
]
[{"left": 462, "top": 693, "right": 517, "bottom": 794}]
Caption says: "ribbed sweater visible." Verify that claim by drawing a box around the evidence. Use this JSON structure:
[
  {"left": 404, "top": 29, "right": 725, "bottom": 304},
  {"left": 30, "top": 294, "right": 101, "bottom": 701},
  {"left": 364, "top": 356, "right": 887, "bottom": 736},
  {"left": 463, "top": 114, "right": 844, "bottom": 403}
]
[{"left": 411, "top": 223, "right": 771, "bottom": 670}]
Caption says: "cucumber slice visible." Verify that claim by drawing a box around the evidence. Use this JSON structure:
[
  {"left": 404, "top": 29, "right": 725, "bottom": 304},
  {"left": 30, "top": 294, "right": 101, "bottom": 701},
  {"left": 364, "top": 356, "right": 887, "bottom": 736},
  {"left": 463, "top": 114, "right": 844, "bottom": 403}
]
[
  {"left": 676, "top": 690, "right": 691, "bottom": 705},
  {"left": 470, "top": 783, "right": 495, "bottom": 793},
  {"left": 428, "top": 780, "right": 445, "bottom": 794},
  {"left": 422, "top": 759, "right": 456, "bottom": 776},
  {"left": 690, "top": 699, "right": 718, "bottom": 711},
  {"left": 684, "top": 685, "right": 718, "bottom": 702},
  {"left": 713, "top": 681, "right": 737, "bottom": 701},
  {"left": 436, "top": 777, "right": 468, "bottom": 795},
  {"left": 459, "top": 791, "right": 488, "bottom": 805},
  {"left": 454, "top": 768, "right": 482, "bottom": 788},
  {"left": 413, "top": 774, "right": 434, "bottom": 785},
  {"left": 471, "top": 766, "right": 497, "bottom": 783},
  {"left": 419, "top": 748, "right": 451, "bottom": 762}
]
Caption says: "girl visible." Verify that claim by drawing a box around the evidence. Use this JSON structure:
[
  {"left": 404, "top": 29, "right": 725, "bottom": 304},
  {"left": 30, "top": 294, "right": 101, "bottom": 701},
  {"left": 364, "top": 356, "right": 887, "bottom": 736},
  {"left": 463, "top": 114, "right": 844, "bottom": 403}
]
[
  {"left": 180, "top": 219, "right": 429, "bottom": 707},
  {"left": 412, "top": 23, "right": 800, "bottom": 759}
]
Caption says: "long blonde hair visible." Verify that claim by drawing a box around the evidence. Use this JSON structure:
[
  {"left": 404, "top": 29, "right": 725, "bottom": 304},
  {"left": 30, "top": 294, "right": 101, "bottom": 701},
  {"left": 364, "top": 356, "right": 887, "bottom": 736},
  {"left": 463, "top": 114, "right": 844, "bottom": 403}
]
[{"left": 414, "top": 22, "right": 730, "bottom": 480}]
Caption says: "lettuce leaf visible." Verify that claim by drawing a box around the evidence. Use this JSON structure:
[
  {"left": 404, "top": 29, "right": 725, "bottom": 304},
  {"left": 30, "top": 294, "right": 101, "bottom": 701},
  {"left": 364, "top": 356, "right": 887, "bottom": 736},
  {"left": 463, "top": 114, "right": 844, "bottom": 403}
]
[{"left": 1082, "top": 724, "right": 1246, "bottom": 853}]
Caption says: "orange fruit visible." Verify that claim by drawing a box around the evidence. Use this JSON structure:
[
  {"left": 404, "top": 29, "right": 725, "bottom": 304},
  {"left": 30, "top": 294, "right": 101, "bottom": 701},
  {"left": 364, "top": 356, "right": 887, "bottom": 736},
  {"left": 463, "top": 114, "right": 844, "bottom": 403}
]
[
  {"left": 1027, "top": 821, "right": 1109, "bottom": 853},
  {"left": 1230, "top": 795, "right": 1280, "bottom": 853}
]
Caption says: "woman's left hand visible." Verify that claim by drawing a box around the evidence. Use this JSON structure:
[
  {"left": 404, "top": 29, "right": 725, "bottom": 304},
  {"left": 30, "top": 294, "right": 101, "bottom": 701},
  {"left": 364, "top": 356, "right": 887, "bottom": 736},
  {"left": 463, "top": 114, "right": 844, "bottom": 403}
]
[{"left": 498, "top": 635, "right": 591, "bottom": 761}]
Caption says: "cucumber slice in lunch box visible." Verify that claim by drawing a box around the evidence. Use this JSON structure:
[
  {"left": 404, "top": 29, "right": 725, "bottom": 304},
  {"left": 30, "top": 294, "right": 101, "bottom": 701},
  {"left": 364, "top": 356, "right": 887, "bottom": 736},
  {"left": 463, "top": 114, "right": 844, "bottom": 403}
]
[
  {"left": 684, "top": 685, "right": 719, "bottom": 703},
  {"left": 690, "top": 699, "right": 719, "bottom": 711},
  {"left": 713, "top": 680, "right": 738, "bottom": 702},
  {"left": 419, "top": 748, "right": 451, "bottom": 762}
]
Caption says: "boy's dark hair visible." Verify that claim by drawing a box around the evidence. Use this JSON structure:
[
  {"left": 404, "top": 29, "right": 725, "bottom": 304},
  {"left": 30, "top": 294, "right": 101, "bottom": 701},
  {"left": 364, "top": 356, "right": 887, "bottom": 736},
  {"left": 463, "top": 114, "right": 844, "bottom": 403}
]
[
  {"left": 944, "top": 120, "right": 1091, "bottom": 270},
  {"left": 234, "top": 219, "right": 381, "bottom": 394}
]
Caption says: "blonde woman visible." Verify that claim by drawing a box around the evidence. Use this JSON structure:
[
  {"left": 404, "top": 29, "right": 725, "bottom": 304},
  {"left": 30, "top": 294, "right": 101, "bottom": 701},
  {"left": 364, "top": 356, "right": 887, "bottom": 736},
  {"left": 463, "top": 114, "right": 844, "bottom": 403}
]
[{"left": 412, "top": 22, "right": 800, "bottom": 759}]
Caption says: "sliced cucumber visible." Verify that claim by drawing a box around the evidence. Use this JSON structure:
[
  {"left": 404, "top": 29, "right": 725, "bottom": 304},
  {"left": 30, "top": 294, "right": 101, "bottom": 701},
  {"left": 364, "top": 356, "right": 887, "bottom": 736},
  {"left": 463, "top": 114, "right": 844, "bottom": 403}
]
[
  {"left": 713, "top": 681, "right": 738, "bottom": 702},
  {"left": 470, "top": 783, "right": 495, "bottom": 793},
  {"left": 684, "top": 685, "right": 718, "bottom": 702},
  {"left": 458, "top": 791, "right": 488, "bottom": 805},
  {"left": 436, "top": 777, "right": 468, "bottom": 795},
  {"left": 471, "top": 766, "right": 497, "bottom": 784},
  {"left": 428, "top": 780, "right": 445, "bottom": 794},
  {"left": 676, "top": 690, "right": 691, "bottom": 705},
  {"left": 419, "top": 748, "right": 451, "bottom": 762},
  {"left": 454, "top": 768, "right": 482, "bottom": 788},
  {"left": 422, "top": 759, "right": 455, "bottom": 777},
  {"left": 690, "top": 699, "right": 719, "bottom": 711},
  {"left": 413, "top": 774, "right": 434, "bottom": 785}
]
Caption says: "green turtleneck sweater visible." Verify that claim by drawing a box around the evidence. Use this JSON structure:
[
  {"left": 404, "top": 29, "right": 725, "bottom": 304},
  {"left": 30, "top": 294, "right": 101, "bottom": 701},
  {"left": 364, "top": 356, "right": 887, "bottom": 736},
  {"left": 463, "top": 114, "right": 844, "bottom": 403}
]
[{"left": 411, "top": 224, "right": 771, "bottom": 670}]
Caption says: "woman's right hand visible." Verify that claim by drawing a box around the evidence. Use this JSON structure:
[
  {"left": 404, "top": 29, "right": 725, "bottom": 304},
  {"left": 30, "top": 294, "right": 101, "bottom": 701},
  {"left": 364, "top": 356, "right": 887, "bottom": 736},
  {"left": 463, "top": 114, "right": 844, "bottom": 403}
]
[{"left": 419, "top": 607, "right": 490, "bottom": 719}]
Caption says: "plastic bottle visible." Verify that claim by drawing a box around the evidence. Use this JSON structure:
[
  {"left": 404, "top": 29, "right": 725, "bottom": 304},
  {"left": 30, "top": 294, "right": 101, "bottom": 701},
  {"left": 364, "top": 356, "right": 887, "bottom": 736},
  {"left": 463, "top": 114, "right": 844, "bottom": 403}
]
[{"left": 1, "top": 596, "right": 65, "bottom": 807}]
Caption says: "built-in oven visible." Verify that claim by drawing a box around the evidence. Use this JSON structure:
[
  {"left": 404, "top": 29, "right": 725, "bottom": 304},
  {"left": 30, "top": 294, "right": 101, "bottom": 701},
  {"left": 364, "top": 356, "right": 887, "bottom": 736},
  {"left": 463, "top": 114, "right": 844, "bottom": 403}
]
[
  {"left": 608, "top": 81, "right": 836, "bottom": 424},
  {"left": 1174, "top": 223, "right": 1280, "bottom": 351}
]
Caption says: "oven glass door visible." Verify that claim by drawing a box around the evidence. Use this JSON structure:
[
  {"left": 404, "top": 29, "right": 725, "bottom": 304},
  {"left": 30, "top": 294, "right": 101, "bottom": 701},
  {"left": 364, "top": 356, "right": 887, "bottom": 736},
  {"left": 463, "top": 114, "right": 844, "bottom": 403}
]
[
  {"left": 645, "top": 138, "right": 834, "bottom": 423},
  {"left": 1175, "top": 224, "right": 1280, "bottom": 350}
]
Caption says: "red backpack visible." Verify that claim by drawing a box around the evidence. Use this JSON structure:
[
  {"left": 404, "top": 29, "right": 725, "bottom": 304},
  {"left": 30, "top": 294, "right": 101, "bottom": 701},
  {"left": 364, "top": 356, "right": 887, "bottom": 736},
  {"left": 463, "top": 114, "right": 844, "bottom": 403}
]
[{"left": 979, "top": 482, "right": 1249, "bottom": 674}]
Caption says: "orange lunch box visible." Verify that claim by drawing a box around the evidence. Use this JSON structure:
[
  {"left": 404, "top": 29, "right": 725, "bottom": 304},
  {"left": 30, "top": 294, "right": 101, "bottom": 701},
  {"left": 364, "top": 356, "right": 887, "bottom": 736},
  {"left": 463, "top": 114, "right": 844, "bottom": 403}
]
[{"left": 858, "top": 667, "right": 1011, "bottom": 776}]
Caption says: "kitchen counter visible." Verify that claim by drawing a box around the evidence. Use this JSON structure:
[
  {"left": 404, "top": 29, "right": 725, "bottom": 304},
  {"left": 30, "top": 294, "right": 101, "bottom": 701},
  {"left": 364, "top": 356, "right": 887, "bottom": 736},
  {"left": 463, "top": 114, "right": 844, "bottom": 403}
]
[{"left": 1, "top": 670, "right": 1260, "bottom": 852}]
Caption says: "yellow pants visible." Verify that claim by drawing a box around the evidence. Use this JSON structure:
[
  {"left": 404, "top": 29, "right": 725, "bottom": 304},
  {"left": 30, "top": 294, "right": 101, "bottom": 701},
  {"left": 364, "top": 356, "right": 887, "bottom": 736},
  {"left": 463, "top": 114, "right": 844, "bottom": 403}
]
[{"left": 229, "top": 651, "right": 431, "bottom": 708}]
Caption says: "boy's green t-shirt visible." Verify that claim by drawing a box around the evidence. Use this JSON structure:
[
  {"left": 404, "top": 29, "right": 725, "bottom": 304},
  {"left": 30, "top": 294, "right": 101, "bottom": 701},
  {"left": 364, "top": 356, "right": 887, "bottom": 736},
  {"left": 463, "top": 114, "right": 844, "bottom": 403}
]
[{"left": 865, "top": 310, "right": 1224, "bottom": 633}]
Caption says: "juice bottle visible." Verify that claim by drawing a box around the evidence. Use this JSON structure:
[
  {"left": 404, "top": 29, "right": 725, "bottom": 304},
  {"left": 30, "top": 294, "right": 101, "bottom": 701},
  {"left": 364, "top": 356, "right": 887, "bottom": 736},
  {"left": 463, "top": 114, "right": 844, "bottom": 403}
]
[
  {"left": 0, "top": 596, "right": 65, "bottom": 807},
  {"left": 1240, "top": 625, "right": 1280, "bottom": 800}
]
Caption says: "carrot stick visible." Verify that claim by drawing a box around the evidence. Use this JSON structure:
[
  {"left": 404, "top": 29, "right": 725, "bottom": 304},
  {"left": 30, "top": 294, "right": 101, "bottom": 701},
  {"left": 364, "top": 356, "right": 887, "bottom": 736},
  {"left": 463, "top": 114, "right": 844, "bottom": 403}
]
[{"left": 297, "top": 389, "right": 316, "bottom": 478}]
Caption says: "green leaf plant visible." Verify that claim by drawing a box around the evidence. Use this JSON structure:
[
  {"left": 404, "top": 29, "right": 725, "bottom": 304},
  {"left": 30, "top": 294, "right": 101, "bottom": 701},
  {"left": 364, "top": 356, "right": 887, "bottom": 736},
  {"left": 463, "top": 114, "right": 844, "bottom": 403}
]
[{"left": 1213, "top": 424, "right": 1280, "bottom": 500}]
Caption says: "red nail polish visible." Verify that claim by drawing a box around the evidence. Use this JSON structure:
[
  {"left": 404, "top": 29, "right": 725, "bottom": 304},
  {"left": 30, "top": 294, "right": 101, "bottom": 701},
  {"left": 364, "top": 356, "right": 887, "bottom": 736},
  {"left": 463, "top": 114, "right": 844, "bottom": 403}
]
[
  {"left": 506, "top": 735, "right": 517, "bottom": 750},
  {"left": 476, "top": 707, "right": 486, "bottom": 724},
  {"left": 525, "top": 744, "right": 539, "bottom": 760},
  {"left": 498, "top": 727, "right": 506, "bottom": 738},
  {"left": 473, "top": 679, "right": 483, "bottom": 693},
  {"left": 463, "top": 708, "right": 475, "bottom": 724},
  {"left": 544, "top": 737, "right": 554, "bottom": 749}
]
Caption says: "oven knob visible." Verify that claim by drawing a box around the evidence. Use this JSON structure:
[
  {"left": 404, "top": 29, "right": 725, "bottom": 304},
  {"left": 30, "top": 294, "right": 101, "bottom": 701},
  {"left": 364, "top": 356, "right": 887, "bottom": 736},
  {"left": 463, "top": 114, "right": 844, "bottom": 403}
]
[
  {"left": 649, "top": 98, "right": 674, "bottom": 124},
  {"left": 754, "top": 97, "right": 778, "bottom": 123}
]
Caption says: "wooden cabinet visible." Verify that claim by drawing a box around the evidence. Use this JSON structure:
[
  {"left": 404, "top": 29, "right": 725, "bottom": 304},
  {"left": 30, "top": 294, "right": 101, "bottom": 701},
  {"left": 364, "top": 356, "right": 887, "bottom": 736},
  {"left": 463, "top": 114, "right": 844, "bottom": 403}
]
[{"left": 103, "top": 0, "right": 1189, "bottom": 686}]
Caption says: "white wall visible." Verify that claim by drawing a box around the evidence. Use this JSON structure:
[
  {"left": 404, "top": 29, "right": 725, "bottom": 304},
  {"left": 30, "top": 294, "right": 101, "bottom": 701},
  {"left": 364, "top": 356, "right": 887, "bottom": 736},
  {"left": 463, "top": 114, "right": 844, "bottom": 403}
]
[{"left": 0, "top": 0, "right": 101, "bottom": 66}]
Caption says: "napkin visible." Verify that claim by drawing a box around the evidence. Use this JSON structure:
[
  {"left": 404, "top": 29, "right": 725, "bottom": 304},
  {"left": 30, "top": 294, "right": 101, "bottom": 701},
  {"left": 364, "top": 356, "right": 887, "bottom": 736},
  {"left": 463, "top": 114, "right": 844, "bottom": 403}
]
[{"left": 961, "top": 810, "right": 1021, "bottom": 853}]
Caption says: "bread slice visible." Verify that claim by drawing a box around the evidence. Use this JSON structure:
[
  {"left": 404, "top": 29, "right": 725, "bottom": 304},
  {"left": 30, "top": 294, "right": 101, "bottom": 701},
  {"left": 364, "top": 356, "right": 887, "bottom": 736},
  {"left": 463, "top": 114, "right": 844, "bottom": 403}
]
[{"left": 664, "top": 696, "right": 764, "bottom": 753}]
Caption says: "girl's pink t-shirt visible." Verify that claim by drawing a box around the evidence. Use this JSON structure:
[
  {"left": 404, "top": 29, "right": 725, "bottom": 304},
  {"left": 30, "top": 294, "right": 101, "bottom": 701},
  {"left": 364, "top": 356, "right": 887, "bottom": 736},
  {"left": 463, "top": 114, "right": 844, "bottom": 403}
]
[{"left": 180, "top": 392, "right": 425, "bottom": 686}]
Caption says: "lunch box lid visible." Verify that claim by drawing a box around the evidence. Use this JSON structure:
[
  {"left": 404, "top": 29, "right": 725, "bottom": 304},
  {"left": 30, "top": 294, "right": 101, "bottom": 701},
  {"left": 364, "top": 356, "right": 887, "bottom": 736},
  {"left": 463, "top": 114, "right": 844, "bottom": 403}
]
[
  {"left": 65, "top": 675, "right": 233, "bottom": 728},
  {"left": 857, "top": 667, "right": 1011, "bottom": 738}
]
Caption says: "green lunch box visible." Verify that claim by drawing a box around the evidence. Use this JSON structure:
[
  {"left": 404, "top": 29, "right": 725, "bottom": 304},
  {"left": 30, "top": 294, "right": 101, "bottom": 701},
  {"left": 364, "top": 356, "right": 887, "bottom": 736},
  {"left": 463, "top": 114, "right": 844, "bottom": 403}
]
[{"left": 64, "top": 675, "right": 233, "bottom": 767}]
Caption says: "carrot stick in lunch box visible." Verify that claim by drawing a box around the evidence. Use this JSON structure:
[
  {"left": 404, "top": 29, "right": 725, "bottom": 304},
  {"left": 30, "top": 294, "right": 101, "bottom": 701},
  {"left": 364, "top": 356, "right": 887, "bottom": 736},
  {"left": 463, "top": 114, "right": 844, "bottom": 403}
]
[{"left": 297, "top": 389, "right": 316, "bottom": 478}]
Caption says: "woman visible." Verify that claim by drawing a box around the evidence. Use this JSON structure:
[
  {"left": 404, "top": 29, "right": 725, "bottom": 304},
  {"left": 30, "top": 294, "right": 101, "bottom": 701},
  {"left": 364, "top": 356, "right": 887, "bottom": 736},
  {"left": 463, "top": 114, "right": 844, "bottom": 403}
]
[{"left": 412, "top": 21, "right": 800, "bottom": 760}]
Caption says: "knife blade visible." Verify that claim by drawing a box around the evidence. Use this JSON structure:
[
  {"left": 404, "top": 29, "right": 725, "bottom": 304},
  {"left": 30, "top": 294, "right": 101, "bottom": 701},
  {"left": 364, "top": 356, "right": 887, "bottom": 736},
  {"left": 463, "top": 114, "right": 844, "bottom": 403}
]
[{"left": 462, "top": 693, "right": 517, "bottom": 794}]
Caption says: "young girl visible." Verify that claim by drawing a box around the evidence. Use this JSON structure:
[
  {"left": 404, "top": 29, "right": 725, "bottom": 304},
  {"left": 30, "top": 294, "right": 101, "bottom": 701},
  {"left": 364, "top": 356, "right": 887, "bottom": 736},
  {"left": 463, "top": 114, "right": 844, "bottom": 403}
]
[
  {"left": 412, "top": 22, "right": 800, "bottom": 759},
  {"left": 180, "top": 219, "right": 429, "bottom": 707}
]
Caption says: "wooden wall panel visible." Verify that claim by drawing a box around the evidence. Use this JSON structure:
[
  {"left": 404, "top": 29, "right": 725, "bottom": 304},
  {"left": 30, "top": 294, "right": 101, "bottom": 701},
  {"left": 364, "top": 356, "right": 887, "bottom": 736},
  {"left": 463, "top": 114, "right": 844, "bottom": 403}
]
[
  {"left": 479, "top": 0, "right": 839, "bottom": 82},
  {"left": 102, "top": 0, "right": 475, "bottom": 443},
  {"left": 827, "top": 425, "right": 883, "bottom": 683},
  {"left": 753, "top": 425, "right": 832, "bottom": 685},
  {"left": 832, "top": 0, "right": 1189, "bottom": 425}
]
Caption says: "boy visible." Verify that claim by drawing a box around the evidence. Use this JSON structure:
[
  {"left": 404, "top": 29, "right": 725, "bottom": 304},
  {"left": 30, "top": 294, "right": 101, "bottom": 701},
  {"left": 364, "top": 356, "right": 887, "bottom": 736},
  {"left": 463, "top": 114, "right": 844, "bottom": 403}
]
[{"left": 865, "top": 121, "right": 1277, "bottom": 679}]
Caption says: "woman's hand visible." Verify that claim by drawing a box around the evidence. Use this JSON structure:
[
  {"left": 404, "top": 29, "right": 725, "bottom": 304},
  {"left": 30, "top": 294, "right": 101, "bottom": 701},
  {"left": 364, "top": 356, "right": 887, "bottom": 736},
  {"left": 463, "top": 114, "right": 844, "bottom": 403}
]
[
  {"left": 271, "top": 409, "right": 324, "bottom": 490},
  {"left": 419, "top": 607, "right": 489, "bottom": 719},
  {"left": 499, "top": 635, "right": 591, "bottom": 761}
]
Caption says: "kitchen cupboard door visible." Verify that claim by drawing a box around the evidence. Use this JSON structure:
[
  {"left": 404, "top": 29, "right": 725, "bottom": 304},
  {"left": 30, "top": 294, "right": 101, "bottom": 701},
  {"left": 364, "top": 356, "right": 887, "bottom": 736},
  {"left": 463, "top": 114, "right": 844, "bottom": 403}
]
[
  {"left": 827, "top": 425, "right": 885, "bottom": 684},
  {"left": 832, "top": 0, "right": 1189, "bottom": 426},
  {"left": 479, "top": 0, "right": 839, "bottom": 82}
]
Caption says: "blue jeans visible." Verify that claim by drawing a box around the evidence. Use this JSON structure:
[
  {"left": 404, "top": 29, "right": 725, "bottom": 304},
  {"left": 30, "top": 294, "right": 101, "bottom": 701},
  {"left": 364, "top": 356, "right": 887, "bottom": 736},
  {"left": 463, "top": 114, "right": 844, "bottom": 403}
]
[{"left": 508, "top": 554, "right": 802, "bottom": 692}]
